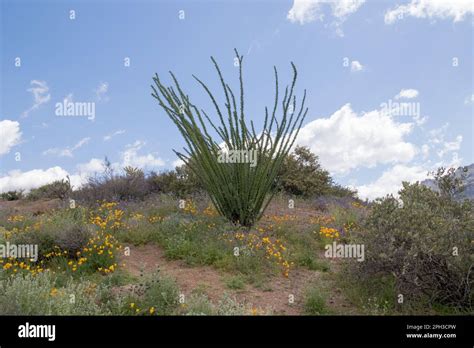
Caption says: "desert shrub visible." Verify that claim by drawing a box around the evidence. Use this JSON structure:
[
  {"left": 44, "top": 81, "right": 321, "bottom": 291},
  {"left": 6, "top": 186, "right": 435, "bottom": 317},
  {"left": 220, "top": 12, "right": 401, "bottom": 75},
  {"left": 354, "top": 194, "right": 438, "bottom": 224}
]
[
  {"left": 115, "top": 270, "right": 180, "bottom": 315},
  {"left": 0, "top": 271, "right": 106, "bottom": 315},
  {"left": 351, "top": 173, "right": 473, "bottom": 310},
  {"left": 139, "top": 275, "right": 179, "bottom": 315},
  {"left": 139, "top": 194, "right": 181, "bottom": 216},
  {"left": 1, "top": 206, "right": 121, "bottom": 277},
  {"left": 183, "top": 293, "right": 215, "bottom": 315},
  {"left": 337, "top": 272, "right": 396, "bottom": 314},
  {"left": 303, "top": 286, "right": 330, "bottom": 315},
  {"left": 83, "top": 174, "right": 147, "bottom": 201},
  {"left": 328, "top": 203, "right": 366, "bottom": 239},
  {"left": 295, "top": 252, "right": 330, "bottom": 272},
  {"left": 150, "top": 217, "right": 276, "bottom": 280},
  {"left": 147, "top": 164, "right": 203, "bottom": 196},
  {"left": 326, "top": 184, "right": 357, "bottom": 198},
  {"left": 75, "top": 159, "right": 203, "bottom": 203},
  {"left": 115, "top": 222, "right": 155, "bottom": 246},
  {"left": 0, "top": 190, "right": 24, "bottom": 201},
  {"left": 54, "top": 224, "right": 92, "bottom": 254},
  {"left": 174, "top": 163, "right": 204, "bottom": 193},
  {"left": 224, "top": 274, "right": 246, "bottom": 290},
  {"left": 10, "top": 213, "right": 93, "bottom": 258},
  {"left": 272, "top": 224, "right": 328, "bottom": 271},
  {"left": 277, "top": 146, "right": 354, "bottom": 198},
  {"left": 27, "top": 178, "right": 71, "bottom": 200},
  {"left": 154, "top": 217, "right": 231, "bottom": 266},
  {"left": 74, "top": 164, "right": 149, "bottom": 203},
  {"left": 214, "top": 294, "right": 250, "bottom": 315},
  {"left": 147, "top": 170, "right": 180, "bottom": 195},
  {"left": 182, "top": 293, "right": 263, "bottom": 315},
  {"left": 429, "top": 166, "right": 469, "bottom": 198},
  {"left": 1, "top": 213, "right": 36, "bottom": 232}
]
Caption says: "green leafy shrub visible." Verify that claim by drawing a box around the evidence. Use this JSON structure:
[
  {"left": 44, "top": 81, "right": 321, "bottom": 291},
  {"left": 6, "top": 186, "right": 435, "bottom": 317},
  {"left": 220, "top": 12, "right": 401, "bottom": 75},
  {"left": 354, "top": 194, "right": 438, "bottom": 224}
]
[
  {"left": 0, "top": 271, "right": 106, "bottom": 315},
  {"left": 115, "top": 222, "right": 155, "bottom": 246},
  {"left": 277, "top": 146, "right": 354, "bottom": 198},
  {"left": 75, "top": 159, "right": 202, "bottom": 203},
  {"left": 183, "top": 293, "right": 215, "bottom": 315},
  {"left": 182, "top": 292, "right": 263, "bottom": 315},
  {"left": 136, "top": 271, "right": 180, "bottom": 315},
  {"left": 147, "top": 163, "right": 203, "bottom": 196},
  {"left": 27, "top": 178, "right": 71, "bottom": 200},
  {"left": 352, "top": 171, "right": 473, "bottom": 310},
  {"left": 115, "top": 270, "right": 180, "bottom": 315},
  {"left": 11, "top": 215, "right": 93, "bottom": 258},
  {"left": 0, "top": 190, "right": 24, "bottom": 201},
  {"left": 147, "top": 170, "right": 181, "bottom": 195},
  {"left": 224, "top": 274, "right": 246, "bottom": 290},
  {"left": 155, "top": 218, "right": 230, "bottom": 266},
  {"left": 303, "top": 286, "right": 329, "bottom": 315}
]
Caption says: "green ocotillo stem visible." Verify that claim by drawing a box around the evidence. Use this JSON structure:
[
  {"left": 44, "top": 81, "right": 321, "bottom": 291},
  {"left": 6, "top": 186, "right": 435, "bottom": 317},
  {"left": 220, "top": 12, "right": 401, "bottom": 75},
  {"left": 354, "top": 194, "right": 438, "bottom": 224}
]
[{"left": 151, "top": 49, "right": 308, "bottom": 228}]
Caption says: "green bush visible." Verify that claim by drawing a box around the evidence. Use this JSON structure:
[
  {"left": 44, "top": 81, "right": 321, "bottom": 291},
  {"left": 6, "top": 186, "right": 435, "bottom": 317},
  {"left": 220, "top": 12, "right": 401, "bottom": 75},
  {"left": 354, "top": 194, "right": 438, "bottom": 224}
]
[
  {"left": 303, "top": 286, "right": 329, "bottom": 315},
  {"left": 74, "top": 159, "right": 203, "bottom": 203},
  {"left": 27, "top": 178, "right": 71, "bottom": 200},
  {"left": 75, "top": 165, "right": 149, "bottom": 203},
  {"left": 352, "top": 172, "right": 473, "bottom": 310},
  {"left": 0, "top": 190, "right": 24, "bottom": 201},
  {"left": 183, "top": 293, "right": 215, "bottom": 315},
  {"left": 277, "top": 146, "right": 332, "bottom": 197},
  {"left": 138, "top": 272, "right": 180, "bottom": 315},
  {"left": 147, "top": 164, "right": 203, "bottom": 196},
  {"left": 277, "top": 146, "right": 355, "bottom": 198},
  {"left": 0, "top": 271, "right": 106, "bottom": 315},
  {"left": 224, "top": 274, "right": 246, "bottom": 290},
  {"left": 182, "top": 292, "right": 261, "bottom": 315},
  {"left": 115, "top": 270, "right": 180, "bottom": 315},
  {"left": 11, "top": 213, "right": 93, "bottom": 258}
]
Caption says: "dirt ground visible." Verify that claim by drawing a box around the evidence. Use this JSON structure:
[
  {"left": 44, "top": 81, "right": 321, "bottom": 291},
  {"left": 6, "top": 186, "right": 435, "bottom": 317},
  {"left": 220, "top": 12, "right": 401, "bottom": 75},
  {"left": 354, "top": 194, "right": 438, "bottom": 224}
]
[{"left": 120, "top": 244, "right": 357, "bottom": 315}]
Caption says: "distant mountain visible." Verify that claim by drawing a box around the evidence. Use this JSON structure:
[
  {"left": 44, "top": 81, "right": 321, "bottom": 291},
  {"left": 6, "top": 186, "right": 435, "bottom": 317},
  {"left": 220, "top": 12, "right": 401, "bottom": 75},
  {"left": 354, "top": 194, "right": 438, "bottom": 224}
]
[{"left": 421, "top": 164, "right": 474, "bottom": 200}]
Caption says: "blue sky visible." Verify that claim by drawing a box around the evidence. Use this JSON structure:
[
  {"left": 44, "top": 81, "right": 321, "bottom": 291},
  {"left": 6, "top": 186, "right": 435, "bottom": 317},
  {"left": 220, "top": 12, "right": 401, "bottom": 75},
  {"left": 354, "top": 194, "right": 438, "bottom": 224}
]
[{"left": 1, "top": 0, "right": 472, "bottom": 199}]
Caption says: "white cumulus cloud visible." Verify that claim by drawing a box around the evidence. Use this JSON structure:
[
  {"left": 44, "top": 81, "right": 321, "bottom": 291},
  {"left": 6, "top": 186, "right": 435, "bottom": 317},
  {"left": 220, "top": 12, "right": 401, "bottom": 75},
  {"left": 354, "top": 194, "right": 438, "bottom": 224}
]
[
  {"left": 350, "top": 60, "right": 364, "bottom": 72},
  {"left": 172, "top": 158, "right": 185, "bottom": 168},
  {"left": 76, "top": 158, "right": 108, "bottom": 176},
  {"left": 296, "top": 103, "right": 416, "bottom": 174},
  {"left": 287, "top": 0, "right": 365, "bottom": 36},
  {"left": 395, "top": 88, "right": 419, "bottom": 99},
  {"left": 356, "top": 164, "right": 429, "bottom": 200},
  {"left": 0, "top": 167, "right": 82, "bottom": 193},
  {"left": 0, "top": 120, "right": 22, "bottom": 156},
  {"left": 385, "top": 0, "right": 473, "bottom": 24},
  {"left": 121, "top": 141, "right": 165, "bottom": 169}
]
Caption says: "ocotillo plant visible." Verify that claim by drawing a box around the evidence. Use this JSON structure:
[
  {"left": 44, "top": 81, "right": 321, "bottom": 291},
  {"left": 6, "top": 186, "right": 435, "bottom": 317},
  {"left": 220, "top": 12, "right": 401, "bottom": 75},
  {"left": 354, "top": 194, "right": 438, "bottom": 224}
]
[{"left": 151, "top": 50, "right": 308, "bottom": 227}]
